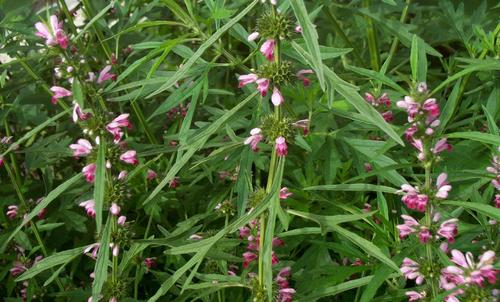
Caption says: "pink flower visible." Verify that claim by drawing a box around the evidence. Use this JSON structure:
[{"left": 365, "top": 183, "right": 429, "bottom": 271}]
[
  {"left": 417, "top": 82, "right": 428, "bottom": 93},
  {"left": 440, "top": 242, "right": 449, "bottom": 253},
  {"left": 256, "top": 78, "right": 270, "bottom": 96},
  {"left": 423, "top": 98, "right": 440, "bottom": 117},
  {"left": 275, "top": 136, "right": 288, "bottom": 157},
  {"left": 189, "top": 234, "right": 203, "bottom": 240},
  {"left": 435, "top": 173, "right": 452, "bottom": 199},
  {"left": 495, "top": 194, "right": 500, "bottom": 208},
  {"left": 79, "top": 199, "right": 96, "bottom": 218},
  {"left": 117, "top": 216, "right": 126, "bottom": 226},
  {"left": 437, "top": 219, "right": 458, "bottom": 243},
  {"left": 295, "top": 25, "right": 303, "bottom": 33},
  {"left": 396, "top": 96, "right": 420, "bottom": 122},
  {"left": 445, "top": 249, "right": 497, "bottom": 287},
  {"left": 106, "top": 114, "right": 131, "bottom": 143},
  {"left": 97, "top": 65, "right": 116, "bottom": 84},
  {"left": 242, "top": 252, "right": 257, "bottom": 268},
  {"left": 247, "top": 32, "right": 260, "bottom": 42},
  {"left": 118, "top": 170, "right": 127, "bottom": 180},
  {"left": 82, "top": 163, "right": 96, "bottom": 183},
  {"left": 278, "top": 288, "right": 296, "bottom": 302},
  {"left": 275, "top": 266, "right": 291, "bottom": 288},
  {"left": 260, "top": 39, "right": 275, "bottom": 61},
  {"left": 169, "top": 177, "right": 180, "bottom": 188},
  {"left": 396, "top": 215, "right": 419, "bottom": 239},
  {"left": 410, "top": 139, "right": 425, "bottom": 161},
  {"left": 238, "top": 73, "right": 258, "bottom": 88},
  {"left": 296, "top": 69, "right": 313, "bottom": 86},
  {"left": 50, "top": 86, "right": 72, "bottom": 104},
  {"left": 69, "top": 139, "right": 93, "bottom": 157},
  {"left": 401, "top": 257, "right": 425, "bottom": 285},
  {"left": 120, "top": 150, "right": 138, "bottom": 165},
  {"left": 109, "top": 243, "right": 119, "bottom": 257},
  {"left": 239, "top": 226, "right": 251, "bottom": 238},
  {"left": 35, "top": 15, "right": 69, "bottom": 49},
  {"left": 399, "top": 184, "right": 428, "bottom": 212},
  {"left": 279, "top": 187, "right": 292, "bottom": 200},
  {"left": 144, "top": 257, "right": 157, "bottom": 269},
  {"left": 271, "top": 251, "right": 279, "bottom": 265},
  {"left": 292, "top": 119, "right": 309, "bottom": 136},
  {"left": 83, "top": 243, "right": 100, "bottom": 259},
  {"left": 271, "top": 87, "right": 284, "bottom": 106},
  {"left": 244, "top": 128, "right": 263, "bottom": 151},
  {"left": 432, "top": 138, "right": 452, "bottom": 154},
  {"left": 6, "top": 205, "right": 18, "bottom": 220},
  {"left": 109, "top": 203, "right": 121, "bottom": 216},
  {"left": 72, "top": 103, "right": 91, "bottom": 123},
  {"left": 272, "top": 237, "right": 285, "bottom": 247},
  {"left": 418, "top": 227, "right": 431, "bottom": 243},
  {"left": 406, "top": 291, "right": 426, "bottom": 301},
  {"left": 381, "top": 111, "right": 393, "bottom": 122},
  {"left": 146, "top": 169, "right": 157, "bottom": 181},
  {"left": 10, "top": 261, "right": 28, "bottom": 277}
]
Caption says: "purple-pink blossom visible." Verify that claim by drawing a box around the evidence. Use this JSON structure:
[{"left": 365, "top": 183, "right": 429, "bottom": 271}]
[
  {"left": 69, "top": 139, "right": 93, "bottom": 157},
  {"left": 260, "top": 39, "right": 275, "bottom": 61},
  {"left": 97, "top": 65, "right": 116, "bottom": 84},
  {"left": 35, "top": 15, "right": 69, "bottom": 49},
  {"left": 79, "top": 199, "right": 96, "bottom": 218},
  {"left": 271, "top": 87, "right": 284, "bottom": 106},
  {"left": 244, "top": 128, "right": 263, "bottom": 152},
  {"left": 279, "top": 187, "right": 292, "bottom": 200},
  {"left": 50, "top": 86, "right": 72, "bottom": 105},
  {"left": 275, "top": 136, "right": 288, "bottom": 157},
  {"left": 120, "top": 150, "right": 138, "bottom": 165},
  {"left": 82, "top": 163, "right": 96, "bottom": 183},
  {"left": 401, "top": 257, "right": 425, "bottom": 285}
]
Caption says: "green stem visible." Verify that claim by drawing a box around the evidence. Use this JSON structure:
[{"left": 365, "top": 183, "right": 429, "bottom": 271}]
[{"left": 424, "top": 163, "right": 437, "bottom": 298}]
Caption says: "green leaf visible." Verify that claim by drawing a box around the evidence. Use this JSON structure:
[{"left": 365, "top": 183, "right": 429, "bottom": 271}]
[
  {"left": 431, "top": 60, "right": 500, "bottom": 96},
  {"left": 1, "top": 109, "right": 70, "bottom": 158},
  {"left": 345, "top": 64, "right": 407, "bottom": 95},
  {"left": 290, "top": 0, "right": 325, "bottom": 89},
  {"left": 410, "top": 34, "right": 427, "bottom": 82},
  {"left": 147, "top": 0, "right": 259, "bottom": 98},
  {"left": 143, "top": 91, "right": 257, "bottom": 205},
  {"left": 94, "top": 140, "right": 106, "bottom": 233},
  {"left": 0, "top": 173, "right": 82, "bottom": 253},
  {"left": 92, "top": 218, "right": 111, "bottom": 301},
  {"left": 447, "top": 131, "right": 500, "bottom": 146},
  {"left": 303, "top": 275, "right": 374, "bottom": 301},
  {"left": 438, "top": 79, "right": 462, "bottom": 133},
  {"left": 74, "top": 1, "right": 115, "bottom": 41},
  {"left": 304, "top": 183, "right": 399, "bottom": 194},
  {"left": 288, "top": 210, "right": 399, "bottom": 272},
  {"left": 15, "top": 247, "right": 83, "bottom": 282},
  {"left": 442, "top": 201, "right": 500, "bottom": 221}
]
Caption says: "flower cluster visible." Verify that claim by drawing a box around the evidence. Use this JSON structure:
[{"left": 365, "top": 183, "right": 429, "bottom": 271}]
[
  {"left": 439, "top": 250, "right": 497, "bottom": 301},
  {"left": 239, "top": 220, "right": 282, "bottom": 268},
  {"left": 364, "top": 92, "right": 393, "bottom": 122},
  {"left": 397, "top": 213, "right": 458, "bottom": 244},
  {"left": 486, "top": 148, "right": 500, "bottom": 208}
]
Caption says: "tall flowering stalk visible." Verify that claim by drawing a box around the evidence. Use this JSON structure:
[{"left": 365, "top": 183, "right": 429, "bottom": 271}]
[{"left": 397, "top": 83, "right": 453, "bottom": 298}]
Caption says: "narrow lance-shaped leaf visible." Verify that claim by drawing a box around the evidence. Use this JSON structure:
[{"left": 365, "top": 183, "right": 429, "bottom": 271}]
[
  {"left": 290, "top": 0, "right": 325, "bottom": 89},
  {"left": 92, "top": 218, "right": 111, "bottom": 301},
  {"left": 147, "top": 0, "right": 259, "bottom": 98},
  {"left": 15, "top": 246, "right": 84, "bottom": 282},
  {"left": 94, "top": 139, "right": 106, "bottom": 233},
  {"left": 0, "top": 174, "right": 82, "bottom": 253}
]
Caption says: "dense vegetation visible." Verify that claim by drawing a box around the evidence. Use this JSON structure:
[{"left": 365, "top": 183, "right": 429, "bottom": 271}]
[{"left": 0, "top": 0, "right": 499, "bottom": 301}]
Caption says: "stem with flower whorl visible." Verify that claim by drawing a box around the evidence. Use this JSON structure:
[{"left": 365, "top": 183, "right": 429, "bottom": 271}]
[{"left": 424, "top": 162, "right": 438, "bottom": 298}]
